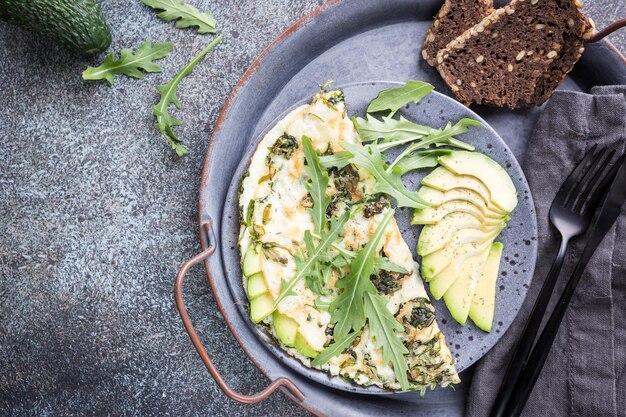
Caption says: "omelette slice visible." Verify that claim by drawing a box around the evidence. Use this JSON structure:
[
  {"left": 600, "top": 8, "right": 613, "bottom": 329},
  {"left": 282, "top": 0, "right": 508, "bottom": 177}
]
[{"left": 239, "top": 90, "right": 459, "bottom": 391}]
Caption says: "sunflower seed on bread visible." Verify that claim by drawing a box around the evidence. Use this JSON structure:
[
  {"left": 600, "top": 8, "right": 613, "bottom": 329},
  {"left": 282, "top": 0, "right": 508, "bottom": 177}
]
[
  {"left": 435, "top": 0, "right": 595, "bottom": 108},
  {"left": 422, "top": 0, "right": 495, "bottom": 66}
]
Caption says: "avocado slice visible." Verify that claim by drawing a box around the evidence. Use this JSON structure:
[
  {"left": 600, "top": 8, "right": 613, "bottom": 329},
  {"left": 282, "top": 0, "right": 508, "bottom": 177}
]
[
  {"left": 249, "top": 293, "right": 274, "bottom": 323},
  {"left": 423, "top": 167, "right": 494, "bottom": 205},
  {"left": 421, "top": 229, "right": 500, "bottom": 282},
  {"left": 246, "top": 272, "right": 268, "bottom": 300},
  {"left": 273, "top": 311, "right": 299, "bottom": 347},
  {"left": 438, "top": 151, "right": 518, "bottom": 213},
  {"left": 417, "top": 186, "right": 508, "bottom": 217},
  {"left": 412, "top": 200, "right": 508, "bottom": 225},
  {"left": 417, "top": 212, "right": 504, "bottom": 256},
  {"left": 242, "top": 245, "right": 262, "bottom": 277},
  {"left": 469, "top": 243, "right": 504, "bottom": 332},
  {"left": 294, "top": 332, "right": 319, "bottom": 358},
  {"left": 442, "top": 244, "right": 490, "bottom": 325},
  {"left": 429, "top": 245, "right": 490, "bottom": 301}
]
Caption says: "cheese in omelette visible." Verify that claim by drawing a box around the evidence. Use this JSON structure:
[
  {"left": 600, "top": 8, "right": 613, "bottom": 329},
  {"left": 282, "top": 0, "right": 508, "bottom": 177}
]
[{"left": 238, "top": 90, "right": 459, "bottom": 391}]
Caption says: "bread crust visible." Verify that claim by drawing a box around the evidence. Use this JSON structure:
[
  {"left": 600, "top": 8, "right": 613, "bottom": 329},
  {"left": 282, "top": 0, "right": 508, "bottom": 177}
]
[{"left": 422, "top": 0, "right": 495, "bottom": 67}]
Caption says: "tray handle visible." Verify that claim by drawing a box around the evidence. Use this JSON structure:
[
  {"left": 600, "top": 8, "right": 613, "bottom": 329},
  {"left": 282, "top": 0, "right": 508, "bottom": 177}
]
[
  {"left": 587, "top": 17, "right": 626, "bottom": 43},
  {"left": 174, "top": 221, "right": 305, "bottom": 404}
]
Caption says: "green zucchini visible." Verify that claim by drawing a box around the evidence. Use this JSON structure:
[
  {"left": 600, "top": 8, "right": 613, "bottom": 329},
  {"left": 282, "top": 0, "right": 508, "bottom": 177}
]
[{"left": 0, "top": 0, "right": 112, "bottom": 55}]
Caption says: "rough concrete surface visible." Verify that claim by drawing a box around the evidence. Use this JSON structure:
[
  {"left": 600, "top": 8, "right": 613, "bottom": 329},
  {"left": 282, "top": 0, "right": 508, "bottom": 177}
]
[{"left": 0, "top": 1, "right": 623, "bottom": 416}]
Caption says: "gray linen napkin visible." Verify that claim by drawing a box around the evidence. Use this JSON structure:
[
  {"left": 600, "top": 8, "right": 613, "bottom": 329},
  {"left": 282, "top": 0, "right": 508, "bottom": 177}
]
[{"left": 466, "top": 86, "right": 626, "bottom": 417}]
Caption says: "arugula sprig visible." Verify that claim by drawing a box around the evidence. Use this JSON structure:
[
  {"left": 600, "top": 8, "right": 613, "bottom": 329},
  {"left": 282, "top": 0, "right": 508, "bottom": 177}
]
[
  {"left": 143, "top": 0, "right": 217, "bottom": 34},
  {"left": 311, "top": 331, "right": 361, "bottom": 366},
  {"left": 323, "top": 209, "right": 411, "bottom": 389},
  {"left": 299, "top": 135, "right": 337, "bottom": 295},
  {"left": 353, "top": 115, "right": 479, "bottom": 150},
  {"left": 385, "top": 119, "right": 478, "bottom": 172},
  {"left": 306, "top": 262, "right": 333, "bottom": 296},
  {"left": 153, "top": 36, "right": 222, "bottom": 156},
  {"left": 82, "top": 41, "right": 173, "bottom": 85},
  {"left": 330, "top": 209, "right": 394, "bottom": 339},
  {"left": 302, "top": 136, "right": 331, "bottom": 234},
  {"left": 341, "top": 142, "right": 430, "bottom": 209},
  {"left": 310, "top": 231, "right": 408, "bottom": 275},
  {"left": 272, "top": 212, "right": 350, "bottom": 310},
  {"left": 364, "top": 292, "right": 410, "bottom": 389},
  {"left": 353, "top": 115, "right": 432, "bottom": 143},
  {"left": 415, "top": 118, "right": 480, "bottom": 151},
  {"left": 319, "top": 151, "right": 352, "bottom": 170},
  {"left": 394, "top": 150, "right": 451, "bottom": 175},
  {"left": 303, "top": 231, "right": 335, "bottom": 296},
  {"left": 321, "top": 117, "right": 477, "bottom": 171},
  {"left": 367, "top": 80, "right": 434, "bottom": 116}
]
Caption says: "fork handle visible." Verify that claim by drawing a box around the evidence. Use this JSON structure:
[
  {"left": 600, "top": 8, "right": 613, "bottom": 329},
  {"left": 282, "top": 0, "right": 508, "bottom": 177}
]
[
  {"left": 502, "top": 245, "right": 595, "bottom": 417},
  {"left": 489, "top": 236, "right": 569, "bottom": 417}
]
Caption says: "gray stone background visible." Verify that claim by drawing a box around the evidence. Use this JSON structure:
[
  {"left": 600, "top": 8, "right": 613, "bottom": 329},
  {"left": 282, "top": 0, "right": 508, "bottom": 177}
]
[{"left": 0, "top": 1, "right": 623, "bottom": 416}]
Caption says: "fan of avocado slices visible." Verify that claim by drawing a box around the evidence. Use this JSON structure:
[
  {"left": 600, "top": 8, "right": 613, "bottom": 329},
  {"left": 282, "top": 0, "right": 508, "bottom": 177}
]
[
  {"left": 412, "top": 151, "right": 517, "bottom": 331},
  {"left": 238, "top": 86, "right": 469, "bottom": 392}
]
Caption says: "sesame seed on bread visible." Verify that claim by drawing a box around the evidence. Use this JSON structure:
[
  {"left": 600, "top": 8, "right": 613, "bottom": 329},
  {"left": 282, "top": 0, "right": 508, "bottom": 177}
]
[
  {"left": 435, "top": 0, "right": 595, "bottom": 108},
  {"left": 422, "top": 0, "right": 495, "bottom": 67}
]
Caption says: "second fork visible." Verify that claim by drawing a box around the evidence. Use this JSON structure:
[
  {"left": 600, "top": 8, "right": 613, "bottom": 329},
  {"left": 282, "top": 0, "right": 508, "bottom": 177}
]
[{"left": 489, "top": 144, "right": 616, "bottom": 417}]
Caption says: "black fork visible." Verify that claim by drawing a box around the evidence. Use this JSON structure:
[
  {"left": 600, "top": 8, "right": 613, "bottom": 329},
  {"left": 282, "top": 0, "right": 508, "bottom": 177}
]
[{"left": 490, "top": 145, "right": 617, "bottom": 417}]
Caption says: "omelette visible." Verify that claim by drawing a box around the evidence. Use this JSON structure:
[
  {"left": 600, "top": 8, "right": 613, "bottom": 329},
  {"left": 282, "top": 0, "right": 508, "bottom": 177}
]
[{"left": 238, "top": 90, "right": 459, "bottom": 391}]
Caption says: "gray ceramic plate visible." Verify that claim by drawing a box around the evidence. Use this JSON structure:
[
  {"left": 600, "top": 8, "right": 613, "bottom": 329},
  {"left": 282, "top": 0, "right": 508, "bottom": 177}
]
[
  {"left": 221, "top": 81, "right": 537, "bottom": 394},
  {"left": 196, "top": 0, "right": 626, "bottom": 415}
]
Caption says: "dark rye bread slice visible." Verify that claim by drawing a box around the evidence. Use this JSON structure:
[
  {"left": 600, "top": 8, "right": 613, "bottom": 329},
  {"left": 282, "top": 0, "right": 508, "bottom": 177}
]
[
  {"left": 422, "top": 0, "right": 495, "bottom": 67},
  {"left": 435, "top": 0, "right": 595, "bottom": 108}
]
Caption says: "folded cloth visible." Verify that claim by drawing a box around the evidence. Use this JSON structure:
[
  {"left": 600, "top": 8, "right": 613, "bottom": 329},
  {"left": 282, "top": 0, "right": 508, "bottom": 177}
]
[{"left": 466, "top": 86, "right": 626, "bottom": 417}]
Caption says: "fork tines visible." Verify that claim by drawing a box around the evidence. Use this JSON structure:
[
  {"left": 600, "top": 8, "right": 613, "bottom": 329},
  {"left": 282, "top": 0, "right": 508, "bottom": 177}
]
[{"left": 560, "top": 145, "right": 620, "bottom": 215}]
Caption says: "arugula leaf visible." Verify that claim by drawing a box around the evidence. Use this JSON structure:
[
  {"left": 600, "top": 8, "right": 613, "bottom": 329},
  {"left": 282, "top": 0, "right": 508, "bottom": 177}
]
[
  {"left": 143, "top": 0, "right": 217, "bottom": 34},
  {"left": 82, "top": 41, "right": 173, "bottom": 85},
  {"left": 319, "top": 151, "right": 352, "bottom": 170},
  {"left": 373, "top": 257, "right": 409, "bottom": 274},
  {"left": 364, "top": 292, "right": 410, "bottom": 390},
  {"left": 321, "top": 116, "right": 477, "bottom": 170},
  {"left": 305, "top": 265, "right": 328, "bottom": 296},
  {"left": 311, "top": 330, "right": 361, "bottom": 366},
  {"left": 367, "top": 80, "right": 434, "bottom": 116},
  {"left": 302, "top": 136, "right": 331, "bottom": 234},
  {"left": 324, "top": 209, "right": 410, "bottom": 388},
  {"left": 340, "top": 142, "right": 430, "bottom": 209},
  {"left": 353, "top": 115, "right": 432, "bottom": 143},
  {"left": 330, "top": 209, "right": 394, "bottom": 339},
  {"left": 385, "top": 119, "right": 478, "bottom": 172},
  {"left": 313, "top": 296, "right": 332, "bottom": 312},
  {"left": 418, "top": 118, "right": 480, "bottom": 150},
  {"left": 303, "top": 237, "right": 328, "bottom": 296},
  {"left": 354, "top": 115, "right": 479, "bottom": 151},
  {"left": 394, "top": 150, "right": 451, "bottom": 175},
  {"left": 310, "top": 231, "right": 409, "bottom": 275},
  {"left": 153, "top": 36, "right": 222, "bottom": 156},
  {"left": 272, "top": 212, "right": 350, "bottom": 309},
  {"left": 303, "top": 232, "right": 335, "bottom": 296}
]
